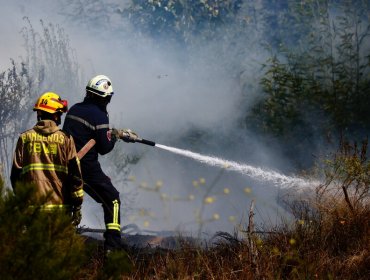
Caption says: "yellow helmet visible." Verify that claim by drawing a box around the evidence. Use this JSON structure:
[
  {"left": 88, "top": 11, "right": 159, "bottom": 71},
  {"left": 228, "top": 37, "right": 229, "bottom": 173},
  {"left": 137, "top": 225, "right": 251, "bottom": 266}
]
[{"left": 33, "top": 92, "right": 68, "bottom": 114}]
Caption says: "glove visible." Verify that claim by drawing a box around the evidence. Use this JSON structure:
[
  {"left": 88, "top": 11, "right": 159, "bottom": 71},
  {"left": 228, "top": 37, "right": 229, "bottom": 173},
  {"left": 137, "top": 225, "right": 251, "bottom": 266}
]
[
  {"left": 121, "top": 129, "right": 138, "bottom": 143},
  {"left": 112, "top": 128, "right": 139, "bottom": 143},
  {"left": 71, "top": 205, "right": 82, "bottom": 226}
]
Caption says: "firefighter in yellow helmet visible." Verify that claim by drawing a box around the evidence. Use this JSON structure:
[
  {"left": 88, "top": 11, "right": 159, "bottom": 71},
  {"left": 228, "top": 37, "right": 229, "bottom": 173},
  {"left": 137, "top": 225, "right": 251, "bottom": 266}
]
[{"left": 10, "top": 92, "right": 84, "bottom": 225}]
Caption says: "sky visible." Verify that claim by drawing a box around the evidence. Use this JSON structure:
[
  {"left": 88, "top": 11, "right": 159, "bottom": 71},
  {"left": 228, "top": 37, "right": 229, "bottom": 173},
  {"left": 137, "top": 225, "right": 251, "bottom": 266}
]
[{"left": 0, "top": 0, "right": 314, "bottom": 237}]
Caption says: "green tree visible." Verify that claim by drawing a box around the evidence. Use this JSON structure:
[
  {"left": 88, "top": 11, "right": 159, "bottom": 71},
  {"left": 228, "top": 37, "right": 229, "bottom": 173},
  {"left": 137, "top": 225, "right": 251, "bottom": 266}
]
[{"left": 248, "top": 0, "right": 370, "bottom": 158}]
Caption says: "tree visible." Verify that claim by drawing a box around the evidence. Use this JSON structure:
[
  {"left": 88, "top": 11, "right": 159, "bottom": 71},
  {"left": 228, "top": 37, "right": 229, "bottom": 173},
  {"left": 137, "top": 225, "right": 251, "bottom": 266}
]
[{"left": 247, "top": 0, "right": 370, "bottom": 162}]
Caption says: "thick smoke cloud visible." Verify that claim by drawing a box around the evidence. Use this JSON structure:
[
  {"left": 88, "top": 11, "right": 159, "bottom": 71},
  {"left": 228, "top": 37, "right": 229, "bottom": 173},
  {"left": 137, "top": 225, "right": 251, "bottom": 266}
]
[{"left": 1, "top": 1, "right": 303, "bottom": 236}]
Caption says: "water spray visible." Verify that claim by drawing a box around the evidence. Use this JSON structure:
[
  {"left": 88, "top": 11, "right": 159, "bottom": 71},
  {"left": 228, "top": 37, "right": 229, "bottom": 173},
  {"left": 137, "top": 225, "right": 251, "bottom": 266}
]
[{"left": 133, "top": 138, "right": 318, "bottom": 189}]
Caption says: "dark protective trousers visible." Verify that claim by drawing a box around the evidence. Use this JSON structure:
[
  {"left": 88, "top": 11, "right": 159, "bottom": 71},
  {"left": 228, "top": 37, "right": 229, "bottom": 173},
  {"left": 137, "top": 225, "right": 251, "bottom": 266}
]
[{"left": 84, "top": 179, "right": 122, "bottom": 250}]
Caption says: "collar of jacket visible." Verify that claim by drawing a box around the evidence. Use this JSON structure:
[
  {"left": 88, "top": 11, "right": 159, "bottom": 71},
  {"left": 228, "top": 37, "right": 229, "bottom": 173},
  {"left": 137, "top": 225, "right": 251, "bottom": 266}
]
[
  {"left": 83, "top": 95, "right": 108, "bottom": 113},
  {"left": 33, "top": 120, "right": 60, "bottom": 134}
]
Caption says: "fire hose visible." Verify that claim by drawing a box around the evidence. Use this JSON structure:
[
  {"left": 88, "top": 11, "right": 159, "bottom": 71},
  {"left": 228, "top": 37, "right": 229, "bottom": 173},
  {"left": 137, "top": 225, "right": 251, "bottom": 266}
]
[{"left": 77, "top": 136, "right": 156, "bottom": 159}]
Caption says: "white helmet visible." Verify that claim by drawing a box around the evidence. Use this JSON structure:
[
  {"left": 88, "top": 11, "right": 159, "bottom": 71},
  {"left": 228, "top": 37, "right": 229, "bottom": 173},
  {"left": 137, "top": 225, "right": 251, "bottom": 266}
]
[{"left": 86, "top": 75, "right": 114, "bottom": 97}]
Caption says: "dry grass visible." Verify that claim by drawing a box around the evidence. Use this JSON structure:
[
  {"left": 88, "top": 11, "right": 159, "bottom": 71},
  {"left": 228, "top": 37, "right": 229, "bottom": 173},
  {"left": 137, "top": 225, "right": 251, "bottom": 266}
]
[
  {"left": 77, "top": 141, "right": 370, "bottom": 279},
  {"left": 78, "top": 198, "right": 369, "bottom": 279}
]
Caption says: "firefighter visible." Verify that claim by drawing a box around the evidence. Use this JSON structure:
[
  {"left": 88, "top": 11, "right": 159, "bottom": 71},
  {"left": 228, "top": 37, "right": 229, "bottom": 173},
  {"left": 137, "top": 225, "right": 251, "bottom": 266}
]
[
  {"left": 10, "top": 92, "right": 83, "bottom": 225},
  {"left": 63, "top": 74, "right": 138, "bottom": 254}
]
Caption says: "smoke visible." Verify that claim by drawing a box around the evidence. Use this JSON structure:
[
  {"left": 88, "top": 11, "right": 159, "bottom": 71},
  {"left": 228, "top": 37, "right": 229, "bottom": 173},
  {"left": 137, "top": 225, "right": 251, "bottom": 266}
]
[
  {"left": 1, "top": 1, "right": 319, "bottom": 236},
  {"left": 0, "top": 6, "right": 23, "bottom": 64}
]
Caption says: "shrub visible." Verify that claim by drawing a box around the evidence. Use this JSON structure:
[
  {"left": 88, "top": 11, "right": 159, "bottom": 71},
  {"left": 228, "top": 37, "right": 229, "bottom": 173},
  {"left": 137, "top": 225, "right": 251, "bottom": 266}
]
[{"left": 0, "top": 177, "right": 87, "bottom": 280}]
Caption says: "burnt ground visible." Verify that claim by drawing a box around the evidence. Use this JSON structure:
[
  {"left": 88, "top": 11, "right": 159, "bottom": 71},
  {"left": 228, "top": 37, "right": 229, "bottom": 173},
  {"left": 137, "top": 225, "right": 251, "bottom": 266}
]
[{"left": 78, "top": 224, "right": 200, "bottom": 251}]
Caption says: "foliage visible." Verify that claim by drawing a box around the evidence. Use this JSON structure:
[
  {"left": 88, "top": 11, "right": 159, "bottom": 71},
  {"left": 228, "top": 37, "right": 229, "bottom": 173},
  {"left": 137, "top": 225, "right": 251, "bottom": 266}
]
[
  {"left": 122, "top": 0, "right": 243, "bottom": 44},
  {"left": 248, "top": 1, "right": 370, "bottom": 155},
  {"left": 0, "top": 60, "right": 32, "bottom": 176},
  {"left": 0, "top": 178, "right": 87, "bottom": 280},
  {"left": 62, "top": 0, "right": 243, "bottom": 44},
  {"left": 319, "top": 139, "right": 370, "bottom": 212},
  {"left": 0, "top": 173, "right": 133, "bottom": 280},
  {"left": 100, "top": 250, "right": 133, "bottom": 279}
]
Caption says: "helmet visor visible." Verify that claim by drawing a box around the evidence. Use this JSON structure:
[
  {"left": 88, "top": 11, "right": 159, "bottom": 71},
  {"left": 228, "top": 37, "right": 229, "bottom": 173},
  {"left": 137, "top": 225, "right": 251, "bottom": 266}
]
[
  {"left": 60, "top": 99, "right": 68, "bottom": 112},
  {"left": 51, "top": 98, "right": 68, "bottom": 113}
]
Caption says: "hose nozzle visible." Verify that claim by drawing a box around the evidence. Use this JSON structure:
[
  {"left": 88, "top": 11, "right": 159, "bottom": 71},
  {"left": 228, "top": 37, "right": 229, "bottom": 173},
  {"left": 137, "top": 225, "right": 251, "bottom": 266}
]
[{"left": 135, "top": 138, "right": 156, "bottom": 146}]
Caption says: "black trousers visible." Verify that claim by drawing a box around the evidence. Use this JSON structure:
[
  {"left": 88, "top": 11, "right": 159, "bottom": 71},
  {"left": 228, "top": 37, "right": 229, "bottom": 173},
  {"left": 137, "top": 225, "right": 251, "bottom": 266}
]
[{"left": 84, "top": 179, "right": 122, "bottom": 250}]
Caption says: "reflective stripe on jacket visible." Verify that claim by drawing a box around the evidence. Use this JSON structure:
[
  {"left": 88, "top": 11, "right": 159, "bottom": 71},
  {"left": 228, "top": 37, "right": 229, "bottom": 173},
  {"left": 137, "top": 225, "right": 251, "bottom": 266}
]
[{"left": 63, "top": 97, "right": 116, "bottom": 182}]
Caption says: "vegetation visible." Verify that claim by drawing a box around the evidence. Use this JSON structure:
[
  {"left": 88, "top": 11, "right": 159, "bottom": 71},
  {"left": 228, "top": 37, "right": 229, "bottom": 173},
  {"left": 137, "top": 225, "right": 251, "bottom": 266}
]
[
  {"left": 248, "top": 0, "right": 370, "bottom": 164},
  {"left": 0, "top": 177, "right": 85, "bottom": 280},
  {"left": 63, "top": 0, "right": 243, "bottom": 44},
  {"left": 0, "top": 175, "right": 133, "bottom": 280},
  {"left": 0, "top": 60, "right": 31, "bottom": 176},
  {"left": 1, "top": 0, "right": 370, "bottom": 278}
]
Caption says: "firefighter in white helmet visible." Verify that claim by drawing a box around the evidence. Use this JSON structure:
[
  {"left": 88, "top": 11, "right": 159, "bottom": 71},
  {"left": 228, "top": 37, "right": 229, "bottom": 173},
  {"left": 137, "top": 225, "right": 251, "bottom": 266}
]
[
  {"left": 11, "top": 92, "right": 84, "bottom": 225},
  {"left": 63, "top": 75, "right": 138, "bottom": 254}
]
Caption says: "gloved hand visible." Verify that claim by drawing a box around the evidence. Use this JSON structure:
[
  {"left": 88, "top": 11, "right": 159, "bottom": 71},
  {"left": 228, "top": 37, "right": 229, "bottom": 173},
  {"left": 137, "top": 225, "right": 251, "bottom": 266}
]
[
  {"left": 71, "top": 205, "right": 82, "bottom": 226},
  {"left": 111, "top": 128, "right": 139, "bottom": 143},
  {"left": 121, "top": 129, "right": 138, "bottom": 143},
  {"left": 110, "top": 128, "right": 120, "bottom": 142}
]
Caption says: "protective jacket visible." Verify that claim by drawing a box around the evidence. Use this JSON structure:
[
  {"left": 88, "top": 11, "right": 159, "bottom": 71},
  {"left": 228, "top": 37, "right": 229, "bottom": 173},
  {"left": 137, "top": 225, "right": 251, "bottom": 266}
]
[
  {"left": 62, "top": 97, "right": 116, "bottom": 182},
  {"left": 10, "top": 120, "right": 83, "bottom": 209}
]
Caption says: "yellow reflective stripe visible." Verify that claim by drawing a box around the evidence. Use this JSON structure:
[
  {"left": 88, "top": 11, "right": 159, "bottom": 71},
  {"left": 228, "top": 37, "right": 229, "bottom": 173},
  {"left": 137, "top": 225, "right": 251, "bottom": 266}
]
[
  {"left": 106, "top": 223, "right": 121, "bottom": 231},
  {"left": 29, "top": 204, "right": 71, "bottom": 211},
  {"left": 41, "top": 204, "right": 71, "bottom": 211},
  {"left": 106, "top": 199, "right": 120, "bottom": 231},
  {"left": 72, "top": 189, "right": 84, "bottom": 198},
  {"left": 113, "top": 199, "right": 119, "bottom": 225},
  {"left": 22, "top": 163, "right": 68, "bottom": 174}
]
